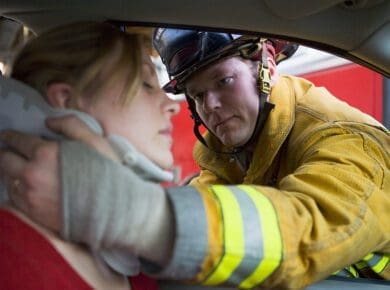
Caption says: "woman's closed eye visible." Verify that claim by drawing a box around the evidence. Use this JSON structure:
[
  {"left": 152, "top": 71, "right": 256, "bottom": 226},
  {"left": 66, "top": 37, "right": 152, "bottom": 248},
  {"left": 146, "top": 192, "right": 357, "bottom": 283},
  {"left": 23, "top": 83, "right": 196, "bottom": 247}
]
[
  {"left": 143, "top": 81, "right": 163, "bottom": 94},
  {"left": 143, "top": 81, "right": 155, "bottom": 90}
]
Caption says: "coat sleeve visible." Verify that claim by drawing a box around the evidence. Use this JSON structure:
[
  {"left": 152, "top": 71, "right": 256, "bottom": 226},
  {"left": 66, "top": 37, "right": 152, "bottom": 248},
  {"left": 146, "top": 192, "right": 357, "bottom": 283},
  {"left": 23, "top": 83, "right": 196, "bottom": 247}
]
[{"left": 156, "top": 127, "right": 389, "bottom": 289}]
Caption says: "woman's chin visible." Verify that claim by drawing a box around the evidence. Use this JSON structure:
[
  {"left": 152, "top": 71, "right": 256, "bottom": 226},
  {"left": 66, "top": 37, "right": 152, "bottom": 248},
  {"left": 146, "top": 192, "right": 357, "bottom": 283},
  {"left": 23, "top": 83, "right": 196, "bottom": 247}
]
[{"left": 152, "top": 153, "right": 174, "bottom": 170}]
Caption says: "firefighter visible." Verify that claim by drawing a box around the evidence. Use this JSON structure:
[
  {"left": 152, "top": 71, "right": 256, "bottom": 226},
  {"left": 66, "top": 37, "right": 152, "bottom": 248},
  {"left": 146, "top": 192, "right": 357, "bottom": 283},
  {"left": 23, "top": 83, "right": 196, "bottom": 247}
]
[
  {"left": 1, "top": 28, "right": 389, "bottom": 289},
  {"left": 150, "top": 28, "right": 390, "bottom": 288}
]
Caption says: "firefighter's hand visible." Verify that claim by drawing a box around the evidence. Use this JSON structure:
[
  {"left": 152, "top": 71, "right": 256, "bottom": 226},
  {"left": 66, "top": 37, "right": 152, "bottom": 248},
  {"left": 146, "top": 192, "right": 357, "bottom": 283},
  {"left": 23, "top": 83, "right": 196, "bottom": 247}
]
[
  {"left": 46, "top": 115, "right": 120, "bottom": 163},
  {"left": 0, "top": 131, "right": 61, "bottom": 232},
  {"left": 0, "top": 115, "right": 119, "bottom": 232}
]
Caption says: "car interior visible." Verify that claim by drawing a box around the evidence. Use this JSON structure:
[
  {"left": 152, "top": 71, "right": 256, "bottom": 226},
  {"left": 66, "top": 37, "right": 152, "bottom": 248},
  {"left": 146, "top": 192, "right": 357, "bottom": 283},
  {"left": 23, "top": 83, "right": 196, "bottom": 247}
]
[
  {"left": 0, "top": 0, "right": 389, "bottom": 289},
  {"left": 0, "top": 0, "right": 389, "bottom": 76}
]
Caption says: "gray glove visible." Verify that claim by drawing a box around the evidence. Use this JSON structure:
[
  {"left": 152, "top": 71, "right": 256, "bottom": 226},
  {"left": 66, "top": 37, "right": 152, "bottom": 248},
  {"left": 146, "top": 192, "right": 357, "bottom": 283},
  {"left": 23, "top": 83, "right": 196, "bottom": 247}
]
[{"left": 60, "top": 141, "right": 173, "bottom": 268}]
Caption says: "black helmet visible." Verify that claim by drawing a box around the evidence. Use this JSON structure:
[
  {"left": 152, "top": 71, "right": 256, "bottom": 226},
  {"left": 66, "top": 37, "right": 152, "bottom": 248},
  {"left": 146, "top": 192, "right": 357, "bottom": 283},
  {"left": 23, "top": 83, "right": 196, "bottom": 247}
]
[{"left": 153, "top": 28, "right": 298, "bottom": 94}]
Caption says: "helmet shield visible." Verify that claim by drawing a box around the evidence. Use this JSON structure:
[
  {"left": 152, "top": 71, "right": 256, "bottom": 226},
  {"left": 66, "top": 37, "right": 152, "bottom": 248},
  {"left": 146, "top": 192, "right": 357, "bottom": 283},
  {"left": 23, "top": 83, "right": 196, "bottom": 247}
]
[
  {"left": 154, "top": 29, "right": 239, "bottom": 76},
  {"left": 153, "top": 28, "right": 253, "bottom": 93}
]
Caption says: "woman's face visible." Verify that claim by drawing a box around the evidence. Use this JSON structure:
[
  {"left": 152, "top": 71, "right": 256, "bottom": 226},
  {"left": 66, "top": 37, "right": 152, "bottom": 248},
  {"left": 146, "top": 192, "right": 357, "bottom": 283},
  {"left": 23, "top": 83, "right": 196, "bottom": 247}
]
[{"left": 80, "top": 51, "right": 180, "bottom": 169}]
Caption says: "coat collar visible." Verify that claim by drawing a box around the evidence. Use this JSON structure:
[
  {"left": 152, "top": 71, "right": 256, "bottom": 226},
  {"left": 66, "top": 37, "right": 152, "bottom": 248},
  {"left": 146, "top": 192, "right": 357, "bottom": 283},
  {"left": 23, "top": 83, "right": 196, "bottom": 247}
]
[{"left": 193, "top": 76, "right": 295, "bottom": 184}]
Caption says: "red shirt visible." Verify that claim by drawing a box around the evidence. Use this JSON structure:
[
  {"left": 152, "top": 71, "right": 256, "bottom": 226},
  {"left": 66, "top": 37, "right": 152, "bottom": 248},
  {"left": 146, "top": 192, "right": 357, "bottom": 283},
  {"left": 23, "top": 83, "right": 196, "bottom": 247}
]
[{"left": 0, "top": 209, "right": 158, "bottom": 290}]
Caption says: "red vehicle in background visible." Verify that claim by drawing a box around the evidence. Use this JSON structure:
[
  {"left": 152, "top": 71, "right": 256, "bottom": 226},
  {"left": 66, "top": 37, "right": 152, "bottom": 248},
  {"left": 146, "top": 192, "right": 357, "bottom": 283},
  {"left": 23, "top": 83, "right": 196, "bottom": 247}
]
[{"left": 169, "top": 46, "right": 389, "bottom": 183}]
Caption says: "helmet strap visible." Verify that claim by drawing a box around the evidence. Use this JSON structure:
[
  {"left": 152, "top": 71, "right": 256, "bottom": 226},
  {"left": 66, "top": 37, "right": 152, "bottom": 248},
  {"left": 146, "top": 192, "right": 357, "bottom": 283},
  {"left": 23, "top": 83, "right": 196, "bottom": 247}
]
[
  {"left": 259, "top": 39, "right": 272, "bottom": 95},
  {"left": 185, "top": 96, "right": 210, "bottom": 148},
  {"left": 233, "top": 40, "right": 274, "bottom": 152},
  {"left": 193, "top": 119, "right": 209, "bottom": 148}
]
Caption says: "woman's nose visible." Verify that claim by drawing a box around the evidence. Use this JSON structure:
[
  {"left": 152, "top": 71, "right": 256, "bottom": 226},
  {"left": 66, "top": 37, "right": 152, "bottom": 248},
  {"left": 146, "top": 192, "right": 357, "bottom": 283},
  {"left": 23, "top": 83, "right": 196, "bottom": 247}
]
[{"left": 163, "top": 93, "right": 180, "bottom": 116}]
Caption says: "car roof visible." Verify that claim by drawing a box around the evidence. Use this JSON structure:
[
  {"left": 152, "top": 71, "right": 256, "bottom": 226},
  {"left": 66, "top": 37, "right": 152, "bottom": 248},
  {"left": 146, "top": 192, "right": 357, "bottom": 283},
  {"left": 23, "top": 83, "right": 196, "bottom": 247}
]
[{"left": 0, "top": 0, "right": 389, "bottom": 77}]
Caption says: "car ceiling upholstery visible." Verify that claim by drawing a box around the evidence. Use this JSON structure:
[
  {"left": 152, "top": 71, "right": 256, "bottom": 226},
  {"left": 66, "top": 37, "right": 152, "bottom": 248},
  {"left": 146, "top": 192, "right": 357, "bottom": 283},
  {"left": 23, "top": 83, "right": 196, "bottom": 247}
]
[{"left": 0, "top": 0, "right": 389, "bottom": 76}]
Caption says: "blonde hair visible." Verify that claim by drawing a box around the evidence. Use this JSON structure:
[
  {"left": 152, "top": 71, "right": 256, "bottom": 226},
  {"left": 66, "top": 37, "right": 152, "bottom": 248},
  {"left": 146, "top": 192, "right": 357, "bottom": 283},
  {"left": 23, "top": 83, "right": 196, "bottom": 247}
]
[{"left": 11, "top": 21, "right": 150, "bottom": 105}]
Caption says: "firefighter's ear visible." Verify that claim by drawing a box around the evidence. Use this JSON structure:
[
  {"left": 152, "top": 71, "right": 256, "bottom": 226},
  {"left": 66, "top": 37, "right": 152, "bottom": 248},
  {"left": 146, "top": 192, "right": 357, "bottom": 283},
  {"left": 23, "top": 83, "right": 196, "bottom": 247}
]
[
  {"left": 268, "top": 56, "right": 278, "bottom": 80},
  {"left": 46, "top": 82, "right": 74, "bottom": 109}
]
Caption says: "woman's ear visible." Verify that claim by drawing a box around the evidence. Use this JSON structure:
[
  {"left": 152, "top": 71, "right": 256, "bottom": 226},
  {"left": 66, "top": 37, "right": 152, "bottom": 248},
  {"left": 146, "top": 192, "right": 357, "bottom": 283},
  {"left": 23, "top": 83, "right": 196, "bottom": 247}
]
[{"left": 46, "top": 82, "right": 74, "bottom": 109}]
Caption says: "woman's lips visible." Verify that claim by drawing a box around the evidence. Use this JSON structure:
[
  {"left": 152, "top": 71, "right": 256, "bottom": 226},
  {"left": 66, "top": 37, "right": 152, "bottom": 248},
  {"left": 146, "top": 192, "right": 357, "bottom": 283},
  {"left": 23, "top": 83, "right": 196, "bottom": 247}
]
[
  {"left": 159, "top": 126, "right": 173, "bottom": 142},
  {"left": 159, "top": 125, "right": 172, "bottom": 135}
]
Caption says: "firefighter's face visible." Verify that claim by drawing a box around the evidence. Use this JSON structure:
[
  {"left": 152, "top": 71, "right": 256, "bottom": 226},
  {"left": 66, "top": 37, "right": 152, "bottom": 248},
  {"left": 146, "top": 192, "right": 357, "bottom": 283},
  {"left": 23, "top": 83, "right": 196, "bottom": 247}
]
[{"left": 185, "top": 56, "right": 259, "bottom": 147}]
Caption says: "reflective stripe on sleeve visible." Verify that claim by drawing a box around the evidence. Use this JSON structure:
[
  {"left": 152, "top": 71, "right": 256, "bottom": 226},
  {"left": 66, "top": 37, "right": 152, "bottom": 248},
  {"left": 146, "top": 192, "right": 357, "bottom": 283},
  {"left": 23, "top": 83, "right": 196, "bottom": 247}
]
[
  {"left": 334, "top": 253, "right": 390, "bottom": 278},
  {"left": 204, "top": 185, "right": 245, "bottom": 285},
  {"left": 333, "top": 266, "right": 359, "bottom": 278},
  {"left": 363, "top": 253, "right": 390, "bottom": 274},
  {"left": 238, "top": 185, "right": 282, "bottom": 288},
  {"left": 203, "top": 185, "right": 282, "bottom": 288}
]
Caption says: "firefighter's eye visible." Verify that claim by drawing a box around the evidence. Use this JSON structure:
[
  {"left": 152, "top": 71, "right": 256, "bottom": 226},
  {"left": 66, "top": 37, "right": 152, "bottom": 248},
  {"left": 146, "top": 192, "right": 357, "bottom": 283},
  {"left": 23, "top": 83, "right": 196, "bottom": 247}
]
[{"left": 219, "top": 76, "right": 234, "bottom": 86}]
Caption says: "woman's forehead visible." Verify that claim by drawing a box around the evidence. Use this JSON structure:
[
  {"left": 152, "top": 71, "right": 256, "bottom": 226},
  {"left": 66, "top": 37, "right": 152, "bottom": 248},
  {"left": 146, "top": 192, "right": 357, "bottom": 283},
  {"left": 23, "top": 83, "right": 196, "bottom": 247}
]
[
  {"left": 141, "top": 51, "right": 156, "bottom": 73},
  {"left": 142, "top": 62, "right": 156, "bottom": 78}
]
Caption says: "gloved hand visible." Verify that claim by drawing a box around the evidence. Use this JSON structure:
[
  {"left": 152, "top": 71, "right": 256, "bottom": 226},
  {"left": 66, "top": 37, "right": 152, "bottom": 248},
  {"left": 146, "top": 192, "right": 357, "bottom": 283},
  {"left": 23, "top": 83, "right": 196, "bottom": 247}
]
[{"left": 61, "top": 140, "right": 174, "bottom": 266}]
